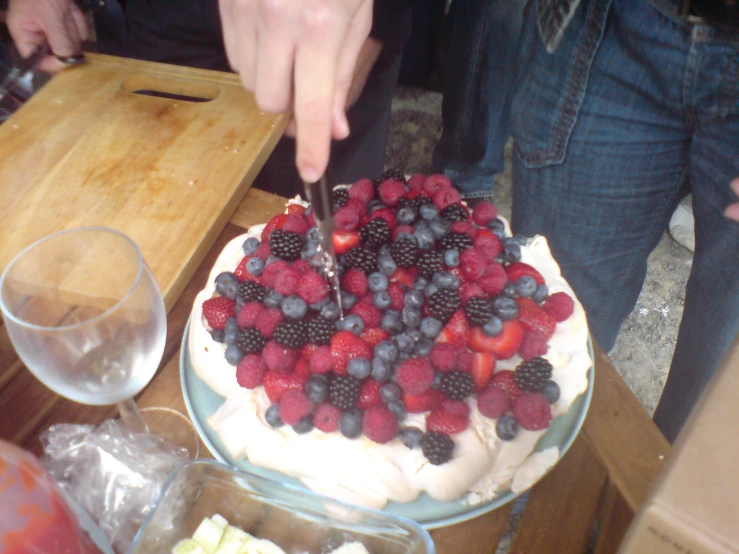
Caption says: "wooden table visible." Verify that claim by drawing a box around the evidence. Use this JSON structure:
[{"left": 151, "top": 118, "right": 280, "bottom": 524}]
[{"left": 0, "top": 187, "right": 670, "bottom": 553}]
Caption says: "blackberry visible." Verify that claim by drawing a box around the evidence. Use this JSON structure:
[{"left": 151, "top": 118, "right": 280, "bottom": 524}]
[
  {"left": 441, "top": 204, "right": 470, "bottom": 222},
  {"left": 381, "top": 168, "right": 407, "bottom": 184},
  {"left": 428, "top": 289, "right": 461, "bottom": 322},
  {"left": 333, "top": 187, "right": 349, "bottom": 208},
  {"left": 273, "top": 320, "right": 308, "bottom": 348},
  {"left": 236, "top": 328, "right": 268, "bottom": 354},
  {"left": 421, "top": 431, "right": 455, "bottom": 465},
  {"left": 398, "top": 194, "right": 431, "bottom": 212},
  {"left": 390, "top": 237, "right": 418, "bottom": 268},
  {"left": 329, "top": 374, "right": 362, "bottom": 410},
  {"left": 308, "top": 316, "right": 336, "bottom": 345},
  {"left": 465, "top": 297, "right": 494, "bottom": 327},
  {"left": 344, "top": 246, "right": 378, "bottom": 274},
  {"left": 360, "top": 219, "right": 390, "bottom": 248},
  {"left": 417, "top": 251, "right": 444, "bottom": 279},
  {"left": 269, "top": 230, "right": 305, "bottom": 261},
  {"left": 440, "top": 370, "right": 476, "bottom": 401},
  {"left": 237, "top": 281, "right": 265, "bottom": 304},
  {"left": 514, "top": 357, "right": 553, "bottom": 392},
  {"left": 438, "top": 232, "right": 473, "bottom": 252}
]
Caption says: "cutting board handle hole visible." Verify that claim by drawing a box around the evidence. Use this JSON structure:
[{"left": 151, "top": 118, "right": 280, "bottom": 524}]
[{"left": 121, "top": 75, "right": 220, "bottom": 103}]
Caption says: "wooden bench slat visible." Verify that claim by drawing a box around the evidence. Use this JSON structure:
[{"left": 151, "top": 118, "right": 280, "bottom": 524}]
[
  {"left": 594, "top": 483, "right": 634, "bottom": 554},
  {"left": 509, "top": 434, "right": 608, "bottom": 554},
  {"left": 431, "top": 504, "right": 514, "bottom": 554}
]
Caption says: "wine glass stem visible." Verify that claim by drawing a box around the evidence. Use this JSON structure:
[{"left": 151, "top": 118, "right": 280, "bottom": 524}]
[{"left": 117, "top": 397, "right": 150, "bottom": 433}]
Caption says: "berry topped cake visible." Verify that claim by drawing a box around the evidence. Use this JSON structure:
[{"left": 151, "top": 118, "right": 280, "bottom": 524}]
[{"left": 188, "top": 172, "right": 592, "bottom": 510}]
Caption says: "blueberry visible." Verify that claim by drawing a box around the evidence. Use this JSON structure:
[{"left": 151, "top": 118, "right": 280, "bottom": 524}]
[
  {"left": 482, "top": 316, "right": 503, "bottom": 337},
  {"left": 347, "top": 357, "right": 372, "bottom": 379},
  {"left": 265, "top": 404, "right": 284, "bottom": 428},
  {"left": 444, "top": 248, "right": 460, "bottom": 268},
  {"left": 266, "top": 255, "right": 280, "bottom": 266},
  {"left": 321, "top": 302, "right": 340, "bottom": 320},
  {"left": 502, "top": 281, "right": 518, "bottom": 299},
  {"left": 378, "top": 253, "right": 398, "bottom": 276},
  {"left": 282, "top": 295, "right": 308, "bottom": 320},
  {"left": 214, "top": 272, "right": 239, "bottom": 300},
  {"left": 368, "top": 272, "right": 389, "bottom": 293},
  {"left": 399, "top": 427, "right": 424, "bottom": 449},
  {"left": 380, "top": 382, "right": 402, "bottom": 403},
  {"left": 533, "top": 284, "right": 549, "bottom": 303},
  {"left": 263, "top": 288, "right": 284, "bottom": 308},
  {"left": 210, "top": 329, "right": 225, "bottom": 343},
  {"left": 242, "top": 237, "right": 261, "bottom": 255},
  {"left": 224, "top": 328, "right": 239, "bottom": 346},
  {"left": 496, "top": 414, "right": 519, "bottom": 441},
  {"left": 413, "top": 277, "right": 429, "bottom": 291},
  {"left": 420, "top": 317, "right": 443, "bottom": 339},
  {"left": 486, "top": 218, "right": 506, "bottom": 238},
  {"left": 407, "top": 329, "right": 423, "bottom": 342},
  {"left": 306, "top": 375, "right": 329, "bottom": 403},
  {"left": 493, "top": 297, "right": 519, "bottom": 321},
  {"left": 310, "top": 297, "right": 330, "bottom": 311},
  {"left": 381, "top": 310, "right": 403, "bottom": 334},
  {"left": 397, "top": 207, "right": 416, "bottom": 225},
  {"left": 395, "top": 332, "right": 415, "bottom": 352},
  {"left": 224, "top": 345, "right": 244, "bottom": 366},
  {"left": 367, "top": 200, "right": 382, "bottom": 212},
  {"left": 224, "top": 317, "right": 239, "bottom": 335},
  {"left": 415, "top": 227, "right": 435, "bottom": 250},
  {"left": 401, "top": 306, "right": 422, "bottom": 329},
  {"left": 301, "top": 240, "right": 320, "bottom": 260},
  {"left": 341, "top": 292, "right": 357, "bottom": 310},
  {"left": 514, "top": 233, "right": 528, "bottom": 246},
  {"left": 424, "top": 283, "right": 439, "bottom": 298},
  {"left": 339, "top": 408, "right": 363, "bottom": 438},
  {"left": 235, "top": 297, "right": 245, "bottom": 313},
  {"left": 504, "top": 242, "right": 522, "bottom": 263},
  {"left": 398, "top": 350, "right": 413, "bottom": 361},
  {"left": 339, "top": 314, "right": 365, "bottom": 335},
  {"left": 246, "top": 257, "right": 265, "bottom": 277},
  {"left": 415, "top": 338, "right": 434, "bottom": 357},
  {"left": 431, "top": 371, "right": 443, "bottom": 389},
  {"left": 433, "top": 271, "right": 460, "bottom": 290},
  {"left": 387, "top": 400, "right": 407, "bottom": 421},
  {"left": 405, "top": 290, "right": 424, "bottom": 309},
  {"left": 396, "top": 232, "right": 417, "bottom": 244},
  {"left": 371, "top": 357, "right": 393, "bottom": 382},
  {"left": 429, "top": 217, "right": 451, "bottom": 239},
  {"left": 374, "top": 340, "right": 399, "bottom": 363},
  {"left": 542, "top": 380, "right": 561, "bottom": 404},
  {"left": 420, "top": 203, "right": 439, "bottom": 220},
  {"left": 293, "top": 415, "right": 314, "bottom": 434},
  {"left": 306, "top": 227, "right": 321, "bottom": 242},
  {"left": 373, "top": 291, "right": 392, "bottom": 310},
  {"left": 514, "top": 275, "right": 537, "bottom": 297}
]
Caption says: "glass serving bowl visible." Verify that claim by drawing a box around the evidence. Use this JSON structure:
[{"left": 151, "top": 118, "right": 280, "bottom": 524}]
[{"left": 128, "top": 459, "right": 435, "bottom": 554}]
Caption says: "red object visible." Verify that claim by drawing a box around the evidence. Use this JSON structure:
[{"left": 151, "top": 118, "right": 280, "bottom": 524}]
[
  {"left": 460, "top": 248, "right": 487, "bottom": 280},
  {"left": 263, "top": 371, "right": 307, "bottom": 403},
  {"left": 351, "top": 302, "right": 382, "bottom": 329},
  {"left": 330, "top": 331, "right": 373, "bottom": 374},
  {"left": 429, "top": 343, "right": 458, "bottom": 372},
  {"left": 283, "top": 213, "right": 310, "bottom": 235},
  {"left": 426, "top": 409, "right": 470, "bottom": 435},
  {"left": 314, "top": 403, "right": 342, "bottom": 433},
  {"left": 432, "top": 187, "right": 462, "bottom": 211},
  {"left": 261, "top": 260, "right": 289, "bottom": 288},
  {"left": 472, "top": 230, "right": 503, "bottom": 259},
  {"left": 542, "top": 292, "right": 575, "bottom": 322},
  {"left": 349, "top": 178, "right": 375, "bottom": 202},
  {"left": 369, "top": 207, "right": 397, "bottom": 231},
  {"left": 459, "top": 283, "right": 485, "bottom": 305},
  {"left": 334, "top": 205, "right": 360, "bottom": 231},
  {"left": 357, "top": 380, "right": 384, "bottom": 410},
  {"left": 406, "top": 173, "right": 426, "bottom": 190},
  {"left": 490, "top": 370, "right": 523, "bottom": 402},
  {"left": 378, "top": 179, "right": 406, "bottom": 206},
  {"left": 360, "top": 327, "right": 390, "bottom": 347},
  {"left": 451, "top": 221, "right": 477, "bottom": 239},
  {"left": 513, "top": 393, "right": 553, "bottom": 431},
  {"left": 255, "top": 308, "right": 283, "bottom": 338},
  {"left": 237, "top": 301, "right": 265, "bottom": 328},
  {"left": 435, "top": 310, "right": 470, "bottom": 347},
  {"left": 273, "top": 267, "right": 301, "bottom": 296},
  {"left": 478, "top": 263, "right": 507, "bottom": 295},
  {"left": 362, "top": 406, "right": 399, "bottom": 444},
  {"left": 262, "top": 213, "right": 288, "bottom": 242},
  {"left": 386, "top": 281, "right": 406, "bottom": 310},
  {"left": 505, "top": 262, "right": 545, "bottom": 285},
  {"left": 279, "top": 390, "right": 313, "bottom": 425},
  {"left": 404, "top": 389, "right": 445, "bottom": 413},
  {"left": 297, "top": 271, "right": 329, "bottom": 305},
  {"left": 341, "top": 268, "right": 369, "bottom": 296},
  {"left": 468, "top": 321, "right": 524, "bottom": 359},
  {"left": 262, "top": 341, "right": 299, "bottom": 372},
  {"left": 477, "top": 386, "right": 510, "bottom": 419},
  {"left": 202, "top": 296, "right": 235, "bottom": 330},
  {"left": 236, "top": 355, "right": 267, "bottom": 389},
  {"left": 332, "top": 231, "right": 361, "bottom": 254},
  {"left": 286, "top": 204, "right": 306, "bottom": 214},
  {"left": 472, "top": 201, "right": 499, "bottom": 226},
  {"left": 518, "top": 331, "right": 549, "bottom": 360},
  {"left": 423, "top": 174, "right": 452, "bottom": 197},
  {"left": 309, "top": 346, "right": 333, "bottom": 374},
  {"left": 395, "top": 358, "right": 435, "bottom": 395},
  {"left": 471, "top": 352, "right": 497, "bottom": 390},
  {"left": 441, "top": 399, "right": 471, "bottom": 418},
  {"left": 516, "top": 297, "right": 556, "bottom": 340}
]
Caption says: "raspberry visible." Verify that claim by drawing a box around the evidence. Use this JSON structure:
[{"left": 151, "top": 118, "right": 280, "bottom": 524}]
[
  {"left": 291, "top": 259, "right": 312, "bottom": 275},
  {"left": 491, "top": 370, "right": 523, "bottom": 402},
  {"left": 279, "top": 390, "right": 312, "bottom": 426},
  {"left": 477, "top": 386, "right": 509, "bottom": 419},
  {"left": 395, "top": 358, "right": 435, "bottom": 395},
  {"left": 261, "top": 260, "right": 289, "bottom": 288},
  {"left": 422, "top": 174, "right": 452, "bottom": 197},
  {"left": 451, "top": 221, "right": 477, "bottom": 239},
  {"left": 357, "top": 379, "right": 383, "bottom": 410},
  {"left": 459, "top": 282, "right": 485, "bottom": 306},
  {"left": 472, "top": 231, "right": 503, "bottom": 259},
  {"left": 369, "top": 207, "right": 397, "bottom": 231},
  {"left": 262, "top": 340, "right": 300, "bottom": 372},
  {"left": 360, "top": 327, "right": 390, "bottom": 347},
  {"left": 237, "top": 301, "right": 264, "bottom": 328},
  {"left": 517, "top": 297, "right": 556, "bottom": 340},
  {"left": 313, "top": 403, "right": 342, "bottom": 433},
  {"left": 345, "top": 197, "right": 367, "bottom": 217},
  {"left": 518, "top": 331, "right": 549, "bottom": 361},
  {"left": 273, "top": 267, "right": 300, "bottom": 296},
  {"left": 309, "top": 345, "right": 333, "bottom": 374},
  {"left": 456, "top": 348, "right": 474, "bottom": 373},
  {"left": 378, "top": 179, "right": 406, "bottom": 207},
  {"left": 478, "top": 264, "right": 507, "bottom": 295},
  {"left": 334, "top": 205, "right": 360, "bottom": 231},
  {"left": 282, "top": 213, "right": 310, "bottom": 235},
  {"left": 298, "top": 271, "right": 329, "bottom": 305},
  {"left": 513, "top": 393, "right": 552, "bottom": 431},
  {"left": 255, "top": 308, "right": 283, "bottom": 338},
  {"left": 441, "top": 399, "right": 471, "bottom": 418},
  {"left": 472, "top": 201, "right": 499, "bottom": 226},
  {"left": 429, "top": 343, "right": 458, "bottom": 372},
  {"left": 542, "top": 292, "right": 575, "bottom": 322},
  {"left": 236, "top": 354, "right": 267, "bottom": 389},
  {"left": 362, "top": 406, "right": 399, "bottom": 444},
  {"left": 351, "top": 302, "right": 382, "bottom": 329},
  {"left": 349, "top": 178, "right": 375, "bottom": 203},
  {"left": 406, "top": 173, "right": 426, "bottom": 190},
  {"left": 460, "top": 248, "right": 487, "bottom": 280},
  {"left": 263, "top": 370, "right": 307, "bottom": 403},
  {"left": 202, "top": 296, "right": 235, "bottom": 330},
  {"left": 386, "top": 282, "right": 405, "bottom": 311},
  {"left": 432, "top": 187, "right": 462, "bottom": 211},
  {"left": 341, "top": 268, "right": 369, "bottom": 296},
  {"left": 426, "top": 409, "right": 469, "bottom": 435},
  {"left": 254, "top": 243, "right": 271, "bottom": 260}
]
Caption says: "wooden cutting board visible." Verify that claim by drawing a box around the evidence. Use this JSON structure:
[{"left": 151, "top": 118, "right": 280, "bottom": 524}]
[{"left": 0, "top": 53, "right": 288, "bottom": 311}]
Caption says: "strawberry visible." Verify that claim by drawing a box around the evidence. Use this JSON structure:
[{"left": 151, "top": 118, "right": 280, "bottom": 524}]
[
  {"left": 233, "top": 256, "right": 258, "bottom": 282},
  {"left": 286, "top": 204, "right": 306, "bottom": 214},
  {"left": 542, "top": 291, "right": 575, "bottom": 322},
  {"left": 404, "top": 389, "right": 444, "bottom": 413},
  {"left": 471, "top": 352, "right": 497, "bottom": 390},
  {"left": 263, "top": 370, "right": 307, "bottom": 403},
  {"left": 202, "top": 296, "right": 235, "bottom": 330},
  {"left": 490, "top": 370, "right": 523, "bottom": 402},
  {"left": 294, "top": 355, "right": 312, "bottom": 378},
  {"left": 332, "top": 230, "right": 361, "bottom": 255},
  {"left": 426, "top": 409, "right": 470, "bottom": 435},
  {"left": 516, "top": 297, "right": 556, "bottom": 340},
  {"left": 435, "top": 310, "right": 470, "bottom": 347},
  {"left": 360, "top": 327, "right": 390, "bottom": 347},
  {"left": 357, "top": 379, "right": 383, "bottom": 410},
  {"left": 389, "top": 268, "right": 415, "bottom": 288},
  {"left": 261, "top": 213, "right": 288, "bottom": 242},
  {"left": 505, "top": 262, "right": 545, "bottom": 285},
  {"left": 330, "top": 331, "right": 373, "bottom": 374},
  {"left": 467, "top": 321, "right": 524, "bottom": 359}
]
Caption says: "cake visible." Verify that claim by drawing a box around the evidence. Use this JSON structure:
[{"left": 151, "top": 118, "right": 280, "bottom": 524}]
[{"left": 188, "top": 173, "right": 592, "bottom": 510}]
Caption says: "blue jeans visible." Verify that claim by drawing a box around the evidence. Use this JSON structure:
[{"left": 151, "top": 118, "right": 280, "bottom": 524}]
[
  {"left": 511, "top": 0, "right": 739, "bottom": 442},
  {"left": 432, "top": 0, "right": 528, "bottom": 199}
]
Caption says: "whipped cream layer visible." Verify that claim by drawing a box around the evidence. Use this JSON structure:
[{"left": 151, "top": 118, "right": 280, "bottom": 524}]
[{"left": 188, "top": 207, "right": 591, "bottom": 511}]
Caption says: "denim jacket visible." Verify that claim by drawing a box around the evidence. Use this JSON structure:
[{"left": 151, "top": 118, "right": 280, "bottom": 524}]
[{"left": 537, "top": 0, "right": 583, "bottom": 52}]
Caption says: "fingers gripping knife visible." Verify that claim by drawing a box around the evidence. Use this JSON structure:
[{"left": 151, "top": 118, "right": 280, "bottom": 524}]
[{"left": 304, "top": 176, "right": 344, "bottom": 319}]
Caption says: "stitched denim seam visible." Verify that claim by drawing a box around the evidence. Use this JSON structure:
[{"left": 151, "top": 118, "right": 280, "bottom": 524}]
[
  {"left": 718, "top": 52, "right": 739, "bottom": 120},
  {"left": 518, "top": 0, "right": 612, "bottom": 167}
]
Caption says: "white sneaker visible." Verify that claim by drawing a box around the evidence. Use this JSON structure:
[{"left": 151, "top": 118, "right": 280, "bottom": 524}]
[{"left": 669, "top": 196, "right": 695, "bottom": 253}]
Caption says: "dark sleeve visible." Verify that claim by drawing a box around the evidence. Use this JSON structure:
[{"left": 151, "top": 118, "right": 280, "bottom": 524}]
[{"left": 370, "top": 0, "right": 413, "bottom": 53}]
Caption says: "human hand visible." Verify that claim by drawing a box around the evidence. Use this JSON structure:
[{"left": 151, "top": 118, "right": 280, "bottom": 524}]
[
  {"left": 219, "top": 0, "right": 373, "bottom": 183},
  {"left": 6, "top": 0, "right": 88, "bottom": 73},
  {"left": 726, "top": 178, "right": 739, "bottom": 222}
]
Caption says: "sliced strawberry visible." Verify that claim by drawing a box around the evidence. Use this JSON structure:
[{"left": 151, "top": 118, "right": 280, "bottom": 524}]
[
  {"left": 516, "top": 297, "right": 556, "bottom": 340},
  {"left": 357, "top": 379, "right": 383, "bottom": 410},
  {"left": 426, "top": 409, "right": 470, "bottom": 434},
  {"left": 294, "top": 356, "right": 312, "bottom": 378},
  {"left": 332, "top": 230, "right": 361, "bottom": 255},
  {"left": 435, "top": 310, "right": 470, "bottom": 347},
  {"left": 404, "top": 389, "right": 445, "bottom": 413},
  {"left": 389, "top": 267, "right": 415, "bottom": 288},
  {"left": 287, "top": 204, "right": 306, "bottom": 214},
  {"left": 261, "top": 213, "right": 288, "bottom": 242},
  {"left": 467, "top": 321, "right": 524, "bottom": 359},
  {"left": 263, "top": 370, "right": 307, "bottom": 403},
  {"left": 361, "top": 327, "right": 390, "bottom": 347},
  {"left": 202, "top": 296, "right": 235, "bottom": 330},
  {"left": 330, "top": 330, "right": 373, "bottom": 374},
  {"left": 471, "top": 352, "right": 497, "bottom": 390},
  {"left": 505, "top": 262, "right": 545, "bottom": 285}
]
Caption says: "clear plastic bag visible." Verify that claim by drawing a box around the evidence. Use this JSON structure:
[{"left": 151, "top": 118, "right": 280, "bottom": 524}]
[{"left": 41, "top": 419, "right": 189, "bottom": 554}]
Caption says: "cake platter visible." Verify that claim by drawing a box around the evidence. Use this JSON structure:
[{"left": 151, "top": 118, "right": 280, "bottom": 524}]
[{"left": 180, "top": 318, "right": 595, "bottom": 529}]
